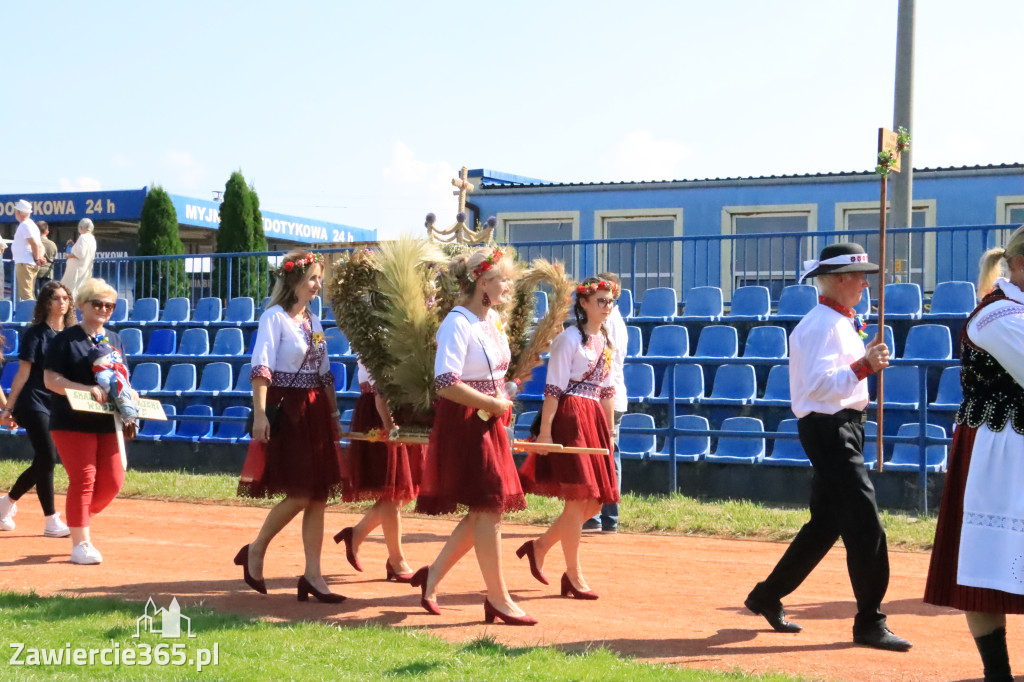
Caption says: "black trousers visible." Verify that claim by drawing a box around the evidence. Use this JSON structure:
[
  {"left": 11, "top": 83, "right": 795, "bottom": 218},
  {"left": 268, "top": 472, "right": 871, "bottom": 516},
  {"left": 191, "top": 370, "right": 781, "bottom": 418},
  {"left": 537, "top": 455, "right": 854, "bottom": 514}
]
[
  {"left": 750, "top": 411, "right": 889, "bottom": 632},
  {"left": 9, "top": 409, "right": 59, "bottom": 517}
]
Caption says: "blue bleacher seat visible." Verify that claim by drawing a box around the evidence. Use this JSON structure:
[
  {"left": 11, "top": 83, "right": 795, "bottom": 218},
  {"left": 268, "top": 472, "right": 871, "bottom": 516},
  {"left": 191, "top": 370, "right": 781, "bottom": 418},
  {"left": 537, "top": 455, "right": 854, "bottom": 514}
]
[
  {"left": 130, "top": 363, "right": 162, "bottom": 395},
  {"left": 773, "top": 284, "right": 818, "bottom": 321},
  {"left": 869, "top": 365, "right": 920, "bottom": 410},
  {"left": 227, "top": 363, "right": 253, "bottom": 397},
  {"left": 706, "top": 417, "right": 766, "bottom": 464},
  {"left": 2, "top": 328, "right": 18, "bottom": 355},
  {"left": 160, "top": 297, "right": 191, "bottom": 325},
  {"left": 339, "top": 371, "right": 362, "bottom": 399},
  {"left": 925, "top": 281, "right": 976, "bottom": 319},
  {"left": 700, "top": 364, "right": 757, "bottom": 405},
  {"left": 246, "top": 330, "right": 258, "bottom": 355},
  {"left": 622, "top": 363, "right": 655, "bottom": 402},
  {"left": 727, "top": 286, "right": 771, "bottom": 321},
  {"left": 224, "top": 297, "right": 255, "bottom": 324},
  {"left": 194, "top": 362, "right": 233, "bottom": 396},
  {"left": 13, "top": 300, "right": 35, "bottom": 325},
  {"left": 159, "top": 363, "right": 197, "bottom": 395},
  {"left": 618, "top": 288, "right": 634, "bottom": 319},
  {"left": 330, "top": 362, "right": 348, "bottom": 393},
  {"left": 930, "top": 366, "right": 963, "bottom": 411},
  {"left": 625, "top": 325, "right": 642, "bottom": 357},
  {"left": 863, "top": 324, "right": 895, "bottom": 356},
  {"left": 0, "top": 300, "right": 12, "bottom": 323},
  {"left": 884, "top": 423, "right": 948, "bottom": 472},
  {"left": 514, "top": 411, "right": 537, "bottom": 439},
  {"left": 742, "top": 325, "right": 787, "bottom": 359},
  {"left": 644, "top": 325, "right": 689, "bottom": 358},
  {"left": 1, "top": 363, "right": 19, "bottom": 392},
  {"left": 863, "top": 420, "right": 879, "bottom": 470},
  {"left": 653, "top": 414, "right": 709, "bottom": 462},
  {"left": 618, "top": 412, "right": 657, "bottom": 459},
  {"left": 120, "top": 328, "right": 143, "bottom": 356},
  {"left": 339, "top": 408, "right": 353, "bottom": 431},
  {"left": 308, "top": 296, "right": 322, "bottom": 319},
  {"left": 109, "top": 298, "right": 129, "bottom": 324},
  {"left": 144, "top": 328, "right": 177, "bottom": 356},
  {"left": 518, "top": 364, "right": 548, "bottom": 400},
  {"left": 692, "top": 325, "right": 739, "bottom": 359},
  {"left": 754, "top": 364, "right": 790, "bottom": 407},
  {"left": 178, "top": 328, "right": 210, "bottom": 356},
  {"left": 636, "top": 287, "right": 677, "bottom": 321},
  {"left": 193, "top": 297, "right": 223, "bottom": 325},
  {"left": 202, "top": 406, "right": 251, "bottom": 444},
  {"left": 260, "top": 296, "right": 272, "bottom": 312},
  {"left": 325, "top": 327, "right": 350, "bottom": 357},
  {"left": 650, "top": 364, "right": 704, "bottom": 405},
  {"left": 130, "top": 298, "right": 159, "bottom": 325},
  {"left": 763, "top": 418, "right": 810, "bottom": 467},
  {"left": 533, "top": 291, "right": 549, "bottom": 320},
  {"left": 136, "top": 404, "right": 176, "bottom": 441},
  {"left": 678, "top": 286, "right": 723, "bottom": 321},
  {"left": 163, "top": 404, "right": 214, "bottom": 442},
  {"left": 211, "top": 327, "right": 244, "bottom": 356},
  {"left": 882, "top": 283, "right": 923, "bottom": 320},
  {"left": 903, "top": 324, "right": 953, "bottom": 360},
  {"left": 854, "top": 289, "right": 870, "bottom": 317}
]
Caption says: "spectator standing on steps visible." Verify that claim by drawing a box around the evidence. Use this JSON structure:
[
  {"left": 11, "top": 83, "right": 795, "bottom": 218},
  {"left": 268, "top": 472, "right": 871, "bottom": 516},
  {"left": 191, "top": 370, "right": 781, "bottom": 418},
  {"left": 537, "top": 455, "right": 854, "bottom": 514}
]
[
  {"left": 34, "top": 221, "right": 57, "bottom": 296},
  {"left": 11, "top": 200, "right": 47, "bottom": 303}
]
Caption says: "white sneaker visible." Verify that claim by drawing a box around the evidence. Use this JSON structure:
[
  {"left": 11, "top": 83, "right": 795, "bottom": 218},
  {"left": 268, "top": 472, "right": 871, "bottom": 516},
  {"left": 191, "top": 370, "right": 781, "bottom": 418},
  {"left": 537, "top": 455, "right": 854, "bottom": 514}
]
[
  {"left": 44, "top": 513, "right": 71, "bottom": 538},
  {"left": 70, "top": 541, "right": 103, "bottom": 565},
  {"left": 0, "top": 495, "right": 16, "bottom": 531}
]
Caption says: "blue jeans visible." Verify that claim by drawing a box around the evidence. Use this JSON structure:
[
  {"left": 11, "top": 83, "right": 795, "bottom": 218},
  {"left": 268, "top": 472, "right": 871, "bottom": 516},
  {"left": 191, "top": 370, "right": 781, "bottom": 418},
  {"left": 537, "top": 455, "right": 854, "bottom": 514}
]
[{"left": 591, "top": 411, "right": 623, "bottom": 530}]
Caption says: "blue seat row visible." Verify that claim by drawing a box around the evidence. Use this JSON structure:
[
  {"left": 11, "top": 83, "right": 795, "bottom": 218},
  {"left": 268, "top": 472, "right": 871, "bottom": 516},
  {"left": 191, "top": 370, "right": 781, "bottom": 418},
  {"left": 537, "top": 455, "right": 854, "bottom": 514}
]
[{"left": 136, "top": 404, "right": 252, "bottom": 443}]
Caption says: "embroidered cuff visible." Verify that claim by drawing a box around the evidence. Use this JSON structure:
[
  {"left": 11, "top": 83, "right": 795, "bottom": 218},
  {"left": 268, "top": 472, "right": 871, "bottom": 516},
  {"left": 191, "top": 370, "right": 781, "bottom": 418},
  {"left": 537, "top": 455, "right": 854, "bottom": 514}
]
[
  {"left": 251, "top": 365, "right": 273, "bottom": 383},
  {"left": 321, "top": 370, "right": 335, "bottom": 389},
  {"left": 600, "top": 386, "right": 616, "bottom": 399},
  {"left": 850, "top": 358, "right": 874, "bottom": 381},
  {"left": 543, "top": 384, "right": 563, "bottom": 399},
  {"left": 434, "top": 372, "right": 461, "bottom": 391}
]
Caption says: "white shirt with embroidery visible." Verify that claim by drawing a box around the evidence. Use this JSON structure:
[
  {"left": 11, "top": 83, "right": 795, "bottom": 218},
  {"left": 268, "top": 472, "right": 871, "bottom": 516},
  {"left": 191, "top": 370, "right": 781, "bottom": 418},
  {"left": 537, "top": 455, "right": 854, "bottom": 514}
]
[
  {"left": 356, "top": 358, "right": 378, "bottom": 394},
  {"left": 250, "top": 304, "right": 333, "bottom": 389},
  {"left": 544, "top": 326, "right": 616, "bottom": 402},
  {"left": 434, "top": 306, "right": 510, "bottom": 396},
  {"left": 606, "top": 306, "right": 628, "bottom": 412},
  {"left": 967, "top": 277, "right": 1024, "bottom": 386},
  {"left": 789, "top": 303, "right": 869, "bottom": 418}
]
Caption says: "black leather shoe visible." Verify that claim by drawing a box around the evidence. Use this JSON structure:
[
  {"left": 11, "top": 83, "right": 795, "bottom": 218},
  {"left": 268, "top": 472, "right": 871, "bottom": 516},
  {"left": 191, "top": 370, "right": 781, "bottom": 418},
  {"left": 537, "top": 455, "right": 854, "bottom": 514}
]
[
  {"left": 853, "top": 626, "right": 912, "bottom": 652},
  {"left": 581, "top": 518, "right": 601, "bottom": 532},
  {"left": 744, "top": 596, "right": 802, "bottom": 633}
]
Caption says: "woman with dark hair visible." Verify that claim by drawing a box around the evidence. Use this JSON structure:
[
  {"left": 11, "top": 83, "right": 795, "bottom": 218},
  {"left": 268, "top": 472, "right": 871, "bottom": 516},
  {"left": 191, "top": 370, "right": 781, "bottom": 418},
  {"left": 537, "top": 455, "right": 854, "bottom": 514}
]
[
  {"left": 516, "top": 277, "right": 619, "bottom": 600},
  {"left": 412, "top": 245, "right": 536, "bottom": 625},
  {"left": 925, "top": 224, "right": 1024, "bottom": 682},
  {"left": 235, "top": 249, "right": 346, "bottom": 603},
  {"left": 0, "top": 282, "right": 77, "bottom": 536}
]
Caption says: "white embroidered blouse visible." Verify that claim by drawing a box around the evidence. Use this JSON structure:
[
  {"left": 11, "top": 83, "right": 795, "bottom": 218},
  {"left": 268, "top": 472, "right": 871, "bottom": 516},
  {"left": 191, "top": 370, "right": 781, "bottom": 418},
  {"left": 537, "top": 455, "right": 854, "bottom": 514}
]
[
  {"left": 250, "top": 305, "right": 333, "bottom": 389},
  {"left": 356, "top": 358, "right": 378, "bottom": 394},
  {"left": 433, "top": 306, "right": 511, "bottom": 396},
  {"left": 544, "top": 326, "right": 616, "bottom": 402}
]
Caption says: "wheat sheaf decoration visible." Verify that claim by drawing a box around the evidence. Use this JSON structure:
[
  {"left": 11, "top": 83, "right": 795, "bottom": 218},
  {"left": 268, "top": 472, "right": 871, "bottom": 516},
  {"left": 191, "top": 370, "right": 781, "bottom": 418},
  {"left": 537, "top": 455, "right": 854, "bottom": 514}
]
[{"left": 507, "top": 259, "right": 573, "bottom": 387}]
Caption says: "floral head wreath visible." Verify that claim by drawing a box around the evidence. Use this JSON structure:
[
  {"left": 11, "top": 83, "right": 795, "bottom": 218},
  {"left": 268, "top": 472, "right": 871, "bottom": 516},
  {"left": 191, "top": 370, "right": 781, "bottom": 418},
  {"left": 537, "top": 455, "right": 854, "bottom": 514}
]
[
  {"left": 576, "top": 279, "right": 620, "bottom": 299},
  {"left": 277, "top": 252, "right": 324, "bottom": 277},
  {"left": 468, "top": 247, "right": 504, "bottom": 282}
]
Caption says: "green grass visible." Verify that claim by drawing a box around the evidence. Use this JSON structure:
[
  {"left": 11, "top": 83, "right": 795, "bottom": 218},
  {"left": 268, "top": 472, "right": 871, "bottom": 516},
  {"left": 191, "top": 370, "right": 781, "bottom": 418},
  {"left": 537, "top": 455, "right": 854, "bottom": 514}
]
[
  {"left": 0, "top": 459, "right": 937, "bottom": 551},
  {"left": 0, "top": 592, "right": 805, "bottom": 682}
]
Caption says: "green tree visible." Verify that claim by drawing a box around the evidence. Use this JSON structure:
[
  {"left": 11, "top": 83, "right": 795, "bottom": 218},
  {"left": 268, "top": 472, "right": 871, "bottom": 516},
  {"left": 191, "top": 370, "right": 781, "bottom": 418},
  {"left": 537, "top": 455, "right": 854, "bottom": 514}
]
[
  {"left": 136, "top": 185, "right": 188, "bottom": 301},
  {"left": 212, "top": 171, "right": 269, "bottom": 299}
]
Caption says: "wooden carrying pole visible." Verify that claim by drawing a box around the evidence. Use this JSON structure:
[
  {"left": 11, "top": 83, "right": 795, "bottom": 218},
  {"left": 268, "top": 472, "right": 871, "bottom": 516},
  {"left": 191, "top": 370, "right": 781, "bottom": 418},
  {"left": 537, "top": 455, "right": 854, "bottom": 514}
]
[{"left": 876, "top": 164, "right": 887, "bottom": 473}]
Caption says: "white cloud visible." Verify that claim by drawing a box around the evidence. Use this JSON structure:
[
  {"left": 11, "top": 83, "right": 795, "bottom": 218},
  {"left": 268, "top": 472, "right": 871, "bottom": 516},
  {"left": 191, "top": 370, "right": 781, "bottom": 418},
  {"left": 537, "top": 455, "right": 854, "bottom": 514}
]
[
  {"left": 111, "top": 153, "right": 132, "bottom": 168},
  {"left": 601, "top": 131, "right": 692, "bottom": 182},
  {"left": 164, "top": 149, "right": 208, "bottom": 190},
  {"left": 58, "top": 176, "right": 103, "bottom": 191},
  {"left": 377, "top": 141, "right": 459, "bottom": 240}
]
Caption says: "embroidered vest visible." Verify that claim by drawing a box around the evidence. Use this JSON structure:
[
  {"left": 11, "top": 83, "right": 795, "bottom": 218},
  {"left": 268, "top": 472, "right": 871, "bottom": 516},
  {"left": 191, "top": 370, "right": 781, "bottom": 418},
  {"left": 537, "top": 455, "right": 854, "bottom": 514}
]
[{"left": 956, "top": 289, "right": 1024, "bottom": 435}]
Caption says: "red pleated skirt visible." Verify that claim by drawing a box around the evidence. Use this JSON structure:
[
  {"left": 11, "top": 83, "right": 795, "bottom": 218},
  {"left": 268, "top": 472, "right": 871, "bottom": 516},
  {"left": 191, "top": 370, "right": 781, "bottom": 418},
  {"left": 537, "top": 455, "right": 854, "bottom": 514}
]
[
  {"left": 340, "top": 392, "right": 424, "bottom": 503},
  {"left": 237, "top": 386, "right": 344, "bottom": 502},
  {"left": 415, "top": 397, "right": 526, "bottom": 516},
  {"left": 519, "top": 395, "right": 619, "bottom": 503},
  {"left": 924, "top": 423, "right": 1024, "bottom": 613}
]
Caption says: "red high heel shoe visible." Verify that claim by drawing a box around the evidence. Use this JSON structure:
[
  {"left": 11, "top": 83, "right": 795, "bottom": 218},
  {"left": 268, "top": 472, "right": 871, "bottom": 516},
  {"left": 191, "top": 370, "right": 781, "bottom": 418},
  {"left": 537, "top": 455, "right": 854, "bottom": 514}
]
[
  {"left": 560, "top": 572, "right": 599, "bottom": 600},
  {"left": 332, "top": 527, "right": 363, "bottom": 572},
  {"left": 483, "top": 599, "right": 537, "bottom": 626},
  {"left": 386, "top": 561, "right": 415, "bottom": 583},
  {"left": 514, "top": 540, "right": 549, "bottom": 585},
  {"left": 409, "top": 566, "right": 441, "bottom": 615},
  {"left": 233, "top": 544, "right": 267, "bottom": 595},
  {"left": 297, "top": 576, "right": 346, "bottom": 604}
]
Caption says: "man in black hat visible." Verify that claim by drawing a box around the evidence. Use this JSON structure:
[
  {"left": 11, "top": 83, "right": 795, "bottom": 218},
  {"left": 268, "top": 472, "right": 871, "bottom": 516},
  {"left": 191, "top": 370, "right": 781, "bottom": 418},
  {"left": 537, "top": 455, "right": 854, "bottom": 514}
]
[{"left": 743, "top": 242, "right": 912, "bottom": 652}]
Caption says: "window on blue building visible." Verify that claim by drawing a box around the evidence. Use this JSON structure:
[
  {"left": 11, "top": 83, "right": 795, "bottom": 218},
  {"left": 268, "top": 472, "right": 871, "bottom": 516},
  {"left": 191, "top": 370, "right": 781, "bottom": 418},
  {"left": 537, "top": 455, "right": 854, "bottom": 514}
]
[
  {"left": 505, "top": 220, "right": 575, "bottom": 278},
  {"left": 845, "top": 209, "right": 927, "bottom": 287},
  {"left": 604, "top": 218, "right": 675, "bottom": 298},
  {"left": 731, "top": 212, "right": 810, "bottom": 298}
]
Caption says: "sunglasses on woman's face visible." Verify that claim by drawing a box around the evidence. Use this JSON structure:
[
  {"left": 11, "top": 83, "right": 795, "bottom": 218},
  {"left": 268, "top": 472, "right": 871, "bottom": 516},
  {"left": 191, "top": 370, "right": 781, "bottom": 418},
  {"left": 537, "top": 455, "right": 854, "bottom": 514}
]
[
  {"left": 594, "top": 298, "right": 616, "bottom": 308},
  {"left": 89, "top": 300, "right": 116, "bottom": 312}
]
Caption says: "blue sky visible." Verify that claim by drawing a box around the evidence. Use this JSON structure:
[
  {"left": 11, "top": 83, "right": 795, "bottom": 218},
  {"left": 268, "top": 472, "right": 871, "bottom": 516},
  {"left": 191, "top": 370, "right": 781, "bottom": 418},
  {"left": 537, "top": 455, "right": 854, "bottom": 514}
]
[{"left": 4, "top": 1, "right": 1022, "bottom": 240}]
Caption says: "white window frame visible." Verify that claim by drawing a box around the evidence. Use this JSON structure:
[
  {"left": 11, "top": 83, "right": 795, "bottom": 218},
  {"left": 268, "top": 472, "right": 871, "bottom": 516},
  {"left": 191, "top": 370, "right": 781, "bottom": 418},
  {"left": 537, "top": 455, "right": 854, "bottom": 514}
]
[
  {"left": 835, "top": 199, "right": 937, "bottom": 290},
  {"left": 997, "top": 195, "right": 1024, "bottom": 225},
  {"left": 496, "top": 211, "right": 580, "bottom": 275},
  {"left": 595, "top": 208, "right": 683, "bottom": 294},
  {"left": 720, "top": 204, "right": 817, "bottom": 300}
]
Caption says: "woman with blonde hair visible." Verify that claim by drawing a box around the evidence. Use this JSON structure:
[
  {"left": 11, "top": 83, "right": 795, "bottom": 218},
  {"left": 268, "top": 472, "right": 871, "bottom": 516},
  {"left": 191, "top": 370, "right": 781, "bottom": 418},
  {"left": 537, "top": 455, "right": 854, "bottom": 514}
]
[
  {"left": 925, "top": 224, "right": 1024, "bottom": 682},
  {"left": 411, "top": 245, "right": 536, "bottom": 625},
  {"left": 234, "top": 250, "right": 346, "bottom": 603},
  {"left": 61, "top": 218, "right": 97, "bottom": 299}
]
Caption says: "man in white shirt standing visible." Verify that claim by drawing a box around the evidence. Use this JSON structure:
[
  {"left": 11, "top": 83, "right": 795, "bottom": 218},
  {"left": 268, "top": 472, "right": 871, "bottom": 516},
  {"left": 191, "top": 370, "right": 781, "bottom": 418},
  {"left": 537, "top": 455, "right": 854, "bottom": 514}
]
[
  {"left": 11, "top": 200, "right": 46, "bottom": 303},
  {"left": 743, "top": 243, "right": 912, "bottom": 652}
]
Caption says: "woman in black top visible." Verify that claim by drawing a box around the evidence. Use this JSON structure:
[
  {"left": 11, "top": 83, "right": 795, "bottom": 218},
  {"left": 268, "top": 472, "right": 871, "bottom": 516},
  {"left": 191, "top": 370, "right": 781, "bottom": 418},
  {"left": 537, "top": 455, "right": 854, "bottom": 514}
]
[
  {"left": 43, "top": 278, "right": 126, "bottom": 565},
  {"left": 0, "top": 282, "right": 76, "bottom": 537}
]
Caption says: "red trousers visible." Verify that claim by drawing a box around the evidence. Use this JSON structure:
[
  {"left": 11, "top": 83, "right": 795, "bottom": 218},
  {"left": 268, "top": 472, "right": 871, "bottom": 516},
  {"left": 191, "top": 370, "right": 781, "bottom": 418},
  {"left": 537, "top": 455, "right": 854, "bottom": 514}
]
[{"left": 52, "top": 431, "right": 124, "bottom": 527}]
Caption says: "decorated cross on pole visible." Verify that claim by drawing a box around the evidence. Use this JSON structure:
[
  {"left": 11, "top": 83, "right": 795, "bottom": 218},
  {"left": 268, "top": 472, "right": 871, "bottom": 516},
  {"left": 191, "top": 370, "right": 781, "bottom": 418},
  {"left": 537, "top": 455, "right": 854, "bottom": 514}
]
[
  {"left": 451, "top": 166, "right": 475, "bottom": 215},
  {"left": 873, "top": 126, "right": 911, "bottom": 473}
]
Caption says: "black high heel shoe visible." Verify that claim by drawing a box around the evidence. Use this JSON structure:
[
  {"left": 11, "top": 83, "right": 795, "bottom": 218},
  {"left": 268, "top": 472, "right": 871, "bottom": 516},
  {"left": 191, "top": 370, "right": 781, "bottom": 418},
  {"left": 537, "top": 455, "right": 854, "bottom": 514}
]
[
  {"left": 333, "top": 527, "right": 363, "bottom": 572},
  {"left": 483, "top": 598, "right": 537, "bottom": 626},
  {"left": 560, "top": 572, "right": 599, "bottom": 600},
  {"left": 233, "top": 544, "right": 267, "bottom": 595},
  {"left": 297, "top": 576, "right": 346, "bottom": 604},
  {"left": 515, "top": 540, "right": 549, "bottom": 585},
  {"left": 409, "top": 566, "right": 441, "bottom": 615}
]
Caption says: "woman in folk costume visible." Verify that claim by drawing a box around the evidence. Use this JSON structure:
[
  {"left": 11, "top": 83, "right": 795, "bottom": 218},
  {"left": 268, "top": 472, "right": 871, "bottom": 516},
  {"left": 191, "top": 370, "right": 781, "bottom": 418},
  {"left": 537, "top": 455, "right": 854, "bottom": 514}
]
[
  {"left": 925, "top": 225, "right": 1024, "bottom": 682},
  {"left": 517, "top": 277, "right": 619, "bottom": 600},
  {"left": 234, "top": 249, "right": 346, "bottom": 604},
  {"left": 334, "top": 357, "right": 424, "bottom": 582},
  {"left": 412, "top": 245, "right": 536, "bottom": 626}
]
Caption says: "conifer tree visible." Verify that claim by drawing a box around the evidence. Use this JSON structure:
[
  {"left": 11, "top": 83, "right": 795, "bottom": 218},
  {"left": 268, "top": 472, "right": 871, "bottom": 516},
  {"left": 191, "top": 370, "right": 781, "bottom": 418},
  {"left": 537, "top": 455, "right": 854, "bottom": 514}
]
[
  {"left": 137, "top": 185, "right": 188, "bottom": 300},
  {"left": 212, "top": 171, "right": 269, "bottom": 299}
]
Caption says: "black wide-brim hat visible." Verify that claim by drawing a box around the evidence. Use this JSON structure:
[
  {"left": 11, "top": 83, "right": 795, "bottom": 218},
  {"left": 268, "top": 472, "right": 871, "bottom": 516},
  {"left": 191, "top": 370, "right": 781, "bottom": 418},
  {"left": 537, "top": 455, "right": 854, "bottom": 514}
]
[{"left": 799, "top": 242, "right": 879, "bottom": 282}]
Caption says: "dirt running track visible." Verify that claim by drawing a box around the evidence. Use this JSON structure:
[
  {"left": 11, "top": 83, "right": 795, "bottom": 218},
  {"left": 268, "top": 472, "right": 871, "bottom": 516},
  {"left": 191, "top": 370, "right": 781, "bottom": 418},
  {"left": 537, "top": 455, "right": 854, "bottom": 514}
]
[{"left": 0, "top": 494, "right": 1015, "bottom": 682}]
